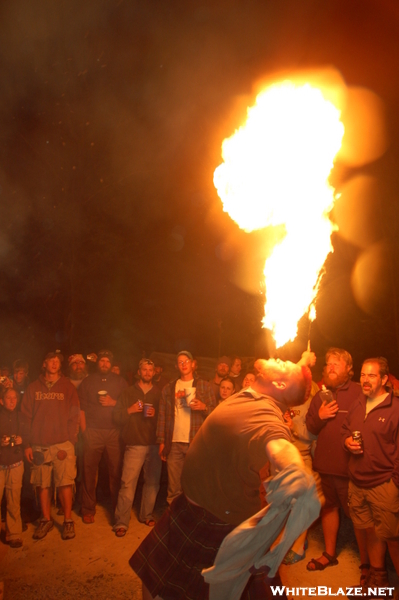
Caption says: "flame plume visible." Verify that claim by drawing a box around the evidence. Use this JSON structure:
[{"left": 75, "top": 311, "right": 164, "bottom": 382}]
[{"left": 214, "top": 81, "right": 344, "bottom": 348}]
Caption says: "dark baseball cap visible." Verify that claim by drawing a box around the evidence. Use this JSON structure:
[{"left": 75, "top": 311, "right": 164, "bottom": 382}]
[{"left": 97, "top": 350, "right": 114, "bottom": 363}]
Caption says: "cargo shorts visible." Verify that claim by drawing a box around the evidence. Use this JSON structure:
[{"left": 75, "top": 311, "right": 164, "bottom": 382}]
[
  {"left": 30, "top": 441, "right": 76, "bottom": 489},
  {"left": 348, "top": 478, "right": 399, "bottom": 540}
]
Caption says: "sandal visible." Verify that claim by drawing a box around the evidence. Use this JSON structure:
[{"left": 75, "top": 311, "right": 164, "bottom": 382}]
[
  {"left": 115, "top": 528, "right": 126, "bottom": 537},
  {"left": 306, "top": 551, "right": 338, "bottom": 571},
  {"left": 282, "top": 549, "right": 305, "bottom": 565},
  {"left": 144, "top": 519, "right": 155, "bottom": 527}
]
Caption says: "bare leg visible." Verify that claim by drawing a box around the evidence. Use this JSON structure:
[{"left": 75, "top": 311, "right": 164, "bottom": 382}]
[
  {"left": 365, "top": 526, "right": 386, "bottom": 569},
  {"left": 58, "top": 485, "right": 73, "bottom": 520},
  {"left": 322, "top": 507, "right": 340, "bottom": 556},
  {"left": 37, "top": 487, "right": 52, "bottom": 520},
  {"left": 307, "top": 507, "right": 339, "bottom": 569},
  {"left": 291, "top": 530, "right": 307, "bottom": 555},
  {"left": 354, "top": 527, "right": 370, "bottom": 584}
]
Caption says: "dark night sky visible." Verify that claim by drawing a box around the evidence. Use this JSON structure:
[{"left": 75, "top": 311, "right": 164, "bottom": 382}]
[{"left": 1, "top": 0, "right": 399, "bottom": 376}]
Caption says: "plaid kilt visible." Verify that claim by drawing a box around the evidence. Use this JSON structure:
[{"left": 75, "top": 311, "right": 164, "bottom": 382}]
[{"left": 129, "top": 493, "right": 285, "bottom": 600}]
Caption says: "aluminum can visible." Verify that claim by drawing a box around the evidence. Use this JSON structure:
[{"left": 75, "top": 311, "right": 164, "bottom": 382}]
[{"left": 352, "top": 430, "right": 363, "bottom": 450}]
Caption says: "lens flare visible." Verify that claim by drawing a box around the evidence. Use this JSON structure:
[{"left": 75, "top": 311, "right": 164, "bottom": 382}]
[{"left": 214, "top": 81, "right": 344, "bottom": 347}]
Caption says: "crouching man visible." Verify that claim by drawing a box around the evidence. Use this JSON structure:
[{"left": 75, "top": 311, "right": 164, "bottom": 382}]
[
  {"left": 20, "top": 351, "right": 80, "bottom": 541},
  {"left": 130, "top": 357, "right": 320, "bottom": 600}
]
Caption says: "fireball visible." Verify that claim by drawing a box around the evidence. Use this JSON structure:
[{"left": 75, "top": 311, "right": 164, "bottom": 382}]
[{"left": 214, "top": 81, "right": 344, "bottom": 347}]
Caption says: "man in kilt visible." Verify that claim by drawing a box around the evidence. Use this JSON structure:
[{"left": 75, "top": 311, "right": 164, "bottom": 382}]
[{"left": 130, "top": 355, "right": 320, "bottom": 600}]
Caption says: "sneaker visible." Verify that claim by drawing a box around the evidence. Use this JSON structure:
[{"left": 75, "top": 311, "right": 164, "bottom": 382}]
[
  {"left": 9, "top": 539, "right": 23, "bottom": 548},
  {"left": 62, "top": 520, "right": 75, "bottom": 540},
  {"left": 33, "top": 519, "right": 54, "bottom": 540}
]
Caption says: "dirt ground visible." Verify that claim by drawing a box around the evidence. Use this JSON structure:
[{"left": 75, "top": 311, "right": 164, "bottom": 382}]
[{"left": 0, "top": 480, "right": 397, "bottom": 600}]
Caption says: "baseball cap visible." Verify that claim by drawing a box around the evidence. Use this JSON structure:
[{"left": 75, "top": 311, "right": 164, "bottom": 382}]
[
  {"left": 217, "top": 356, "right": 232, "bottom": 368},
  {"left": 68, "top": 354, "right": 86, "bottom": 366},
  {"left": 177, "top": 351, "right": 193, "bottom": 361},
  {"left": 97, "top": 350, "right": 114, "bottom": 363}
]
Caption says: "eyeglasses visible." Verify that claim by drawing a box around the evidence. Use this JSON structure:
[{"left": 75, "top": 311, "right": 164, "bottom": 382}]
[{"left": 177, "top": 359, "right": 191, "bottom": 366}]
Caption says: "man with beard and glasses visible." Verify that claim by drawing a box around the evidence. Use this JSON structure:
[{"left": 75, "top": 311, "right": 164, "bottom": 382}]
[
  {"left": 306, "top": 348, "right": 361, "bottom": 572},
  {"left": 78, "top": 350, "right": 128, "bottom": 524},
  {"left": 342, "top": 357, "right": 399, "bottom": 591},
  {"left": 113, "top": 359, "right": 162, "bottom": 536}
]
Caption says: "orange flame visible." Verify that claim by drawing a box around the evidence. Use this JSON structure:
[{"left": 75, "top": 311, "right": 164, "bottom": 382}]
[{"left": 214, "top": 81, "right": 344, "bottom": 348}]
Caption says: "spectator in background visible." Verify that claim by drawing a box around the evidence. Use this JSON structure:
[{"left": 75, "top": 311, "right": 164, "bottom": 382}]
[
  {"left": 157, "top": 351, "right": 216, "bottom": 505},
  {"left": 68, "top": 354, "right": 89, "bottom": 508},
  {"left": 151, "top": 357, "right": 169, "bottom": 392},
  {"left": 68, "top": 354, "right": 88, "bottom": 390},
  {"left": 78, "top": 350, "right": 128, "bottom": 524},
  {"left": 12, "top": 360, "right": 29, "bottom": 403},
  {"left": 111, "top": 362, "right": 121, "bottom": 376},
  {"left": 0, "top": 388, "right": 24, "bottom": 548},
  {"left": 113, "top": 359, "right": 162, "bottom": 536},
  {"left": 306, "top": 348, "right": 361, "bottom": 573},
  {"left": 20, "top": 351, "right": 80, "bottom": 541},
  {"left": 218, "top": 376, "right": 236, "bottom": 403},
  {"left": 229, "top": 355, "right": 243, "bottom": 392},
  {"left": 279, "top": 352, "right": 321, "bottom": 565},
  {"left": 242, "top": 371, "right": 256, "bottom": 389},
  {"left": 1, "top": 366, "right": 10, "bottom": 379},
  {"left": 342, "top": 357, "right": 399, "bottom": 590},
  {"left": 209, "top": 356, "right": 232, "bottom": 403}
]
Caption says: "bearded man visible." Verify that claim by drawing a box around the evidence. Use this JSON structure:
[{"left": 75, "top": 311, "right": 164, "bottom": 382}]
[
  {"left": 306, "top": 348, "right": 361, "bottom": 572},
  {"left": 68, "top": 354, "right": 88, "bottom": 390},
  {"left": 78, "top": 350, "right": 127, "bottom": 523},
  {"left": 342, "top": 357, "right": 399, "bottom": 590},
  {"left": 130, "top": 356, "right": 320, "bottom": 600}
]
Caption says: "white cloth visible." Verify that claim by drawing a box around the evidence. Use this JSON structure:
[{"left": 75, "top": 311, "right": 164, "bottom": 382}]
[
  {"left": 172, "top": 379, "right": 195, "bottom": 442},
  {"left": 202, "top": 464, "right": 321, "bottom": 600}
]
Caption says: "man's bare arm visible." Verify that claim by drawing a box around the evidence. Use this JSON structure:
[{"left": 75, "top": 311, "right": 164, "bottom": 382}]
[{"left": 265, "top": 438, "right": 305, "bottom": 473}]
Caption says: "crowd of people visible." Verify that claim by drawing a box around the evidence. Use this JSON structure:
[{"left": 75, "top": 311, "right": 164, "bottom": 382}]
[{"left": 0, "top": 346, "right": 398, "bottom": 598}]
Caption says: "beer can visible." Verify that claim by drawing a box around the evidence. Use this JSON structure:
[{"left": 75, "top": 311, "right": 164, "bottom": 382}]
[{"left": 352, "top": 430, "right": 363, "bottom": 450}]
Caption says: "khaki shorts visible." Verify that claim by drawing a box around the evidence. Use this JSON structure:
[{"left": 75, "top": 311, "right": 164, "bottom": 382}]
[
  {"left": 348, "top": 479, "right": 399, "bottom": 540},
  {"left": 30, "top": 441, "right": 76, "bottom": 489}
]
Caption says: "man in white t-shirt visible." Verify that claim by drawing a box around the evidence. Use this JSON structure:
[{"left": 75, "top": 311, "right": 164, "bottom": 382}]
[{"left": 156, "top": 351, "right": 216, "bottom": 504}]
